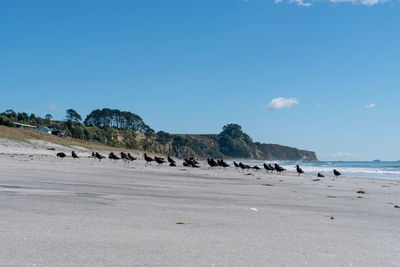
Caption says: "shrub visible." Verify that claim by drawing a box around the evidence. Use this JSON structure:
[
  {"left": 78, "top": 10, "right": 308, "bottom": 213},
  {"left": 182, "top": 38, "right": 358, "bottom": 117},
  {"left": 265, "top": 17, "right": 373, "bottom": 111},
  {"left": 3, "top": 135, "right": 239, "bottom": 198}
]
[{"left": 0, "top": 115, "right": 15, "bottom": 127}]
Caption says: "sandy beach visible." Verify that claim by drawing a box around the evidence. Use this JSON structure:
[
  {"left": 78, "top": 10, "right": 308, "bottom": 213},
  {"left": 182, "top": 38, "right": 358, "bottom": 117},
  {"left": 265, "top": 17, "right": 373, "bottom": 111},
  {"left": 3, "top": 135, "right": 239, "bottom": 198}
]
[{"left": 0, "top": 139, "right": 399, "bottom": 266}]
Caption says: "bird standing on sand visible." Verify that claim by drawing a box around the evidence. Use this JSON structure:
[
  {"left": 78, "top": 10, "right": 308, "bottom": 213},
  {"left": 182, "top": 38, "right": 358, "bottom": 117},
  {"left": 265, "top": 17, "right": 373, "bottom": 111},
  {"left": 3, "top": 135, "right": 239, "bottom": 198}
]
[
  {"left": 71, "top": 151, "right": 79, "bottom": 159},
  {"left": 184, "top": 158, "right": 200, "bottom": 168},
  {"left": 95, "top": 152, "right": 105, "bottom": 161},
  {"left": 109, "top": 152, "right": 120, "bottom": 161},
  {"left": 233, "top": 161, "right": 239, "bottom": 169},
  {"left": 296, "top": 165, "right": 304, "bottom": 176},
  {"left": 154, "top": 156, "right": 166, "bottom": 166},
  {"left": 239, "top": 162, "right": 246, "bottom": 171},
  {"left": 268, "top": 164, "right": 276, "bottom": 172},
  {"left": 274, "top": 163, "right": 286, "bottom": 174},
  {"left": 253, "top": 165, "right": 261, "bottom": 171},
  {"left": 207, "top": 158, "right": 218, "bottom": 168},
  {"left": 190, "top": 157, "right": 199, "bottom": 165},
  {"left": 127, "top": 153, "right": 137, "bottom": 161},
  {"left": 333, "top": 169, "right": 341, "bottom": 177},
  {"left": 57, "top": 152, "right": 66, "bottom": 158},
  {"left": 144, "top": 153, "right": 155, "bottom": 165},
  {"left": 120, "top": 152, "right": 129, "bottom": 161},
  {"left": 167, "top": 156, "right": 176, "bottom": 167},
  {"left": 167, "top": 156, "right": 176, "bottom": 165},
  {"left": 263, "top": 163, "right": 273, "bottom": 172},
  {"left": 218, "top": 159, "right": 230, "bottom": 168},
  {"left": 317, "top": 173, "right": 325, "bottom": 177}
]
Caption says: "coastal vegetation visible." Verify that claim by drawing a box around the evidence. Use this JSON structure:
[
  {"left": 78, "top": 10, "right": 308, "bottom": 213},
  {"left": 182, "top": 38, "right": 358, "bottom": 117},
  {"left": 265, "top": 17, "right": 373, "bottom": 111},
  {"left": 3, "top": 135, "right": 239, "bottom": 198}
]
[{"left": 0, "top": 108, "right": 317, "bottom": 161}]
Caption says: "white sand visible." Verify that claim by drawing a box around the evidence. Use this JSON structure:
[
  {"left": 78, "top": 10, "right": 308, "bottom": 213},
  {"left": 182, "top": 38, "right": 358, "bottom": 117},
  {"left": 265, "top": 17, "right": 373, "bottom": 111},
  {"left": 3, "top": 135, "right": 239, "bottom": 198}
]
[{"left": 0, "top": 139, "right": 399, "bottom": 266}]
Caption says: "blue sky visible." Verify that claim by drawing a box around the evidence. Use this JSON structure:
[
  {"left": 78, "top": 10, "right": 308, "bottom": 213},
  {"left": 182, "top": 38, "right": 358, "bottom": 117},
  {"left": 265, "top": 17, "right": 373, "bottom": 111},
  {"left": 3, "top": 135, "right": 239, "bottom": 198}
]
[{"left": 1, "top": 0, "right": 399, "bottom": 161}]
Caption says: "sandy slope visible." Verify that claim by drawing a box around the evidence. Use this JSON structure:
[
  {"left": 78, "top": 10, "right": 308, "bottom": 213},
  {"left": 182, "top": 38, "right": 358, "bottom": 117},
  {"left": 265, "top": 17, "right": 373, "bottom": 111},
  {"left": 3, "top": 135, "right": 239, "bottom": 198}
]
[{"left": 0, "top": 139, "right": 399, "bottom": 266}]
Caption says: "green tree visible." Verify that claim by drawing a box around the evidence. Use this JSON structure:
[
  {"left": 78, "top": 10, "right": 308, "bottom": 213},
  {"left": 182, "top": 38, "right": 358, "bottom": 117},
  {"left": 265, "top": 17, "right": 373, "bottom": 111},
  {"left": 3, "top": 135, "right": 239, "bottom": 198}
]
[
  {"left": 5, "top": 109, "right": 17, "bottom": 121},
  {"left": 156, "top": 131, "right": 171, "bottom": 144},
  {"left": 219, "top": 124, "right": 243, "bottom": 139},
  {"left": 45, "top": 114, "right": 53, "bottom": 121},
  {"left": 17, "top": 112, "right": 29, "bottom": 121},
  {"left": 66, "top": 109, "right": 82, "bottom": 123},
  {"left": 0, "top": 115, "right": 14, "bottom": 127},
  {"left": 84, "top": 108, "right": 154, "bottom": 133}
]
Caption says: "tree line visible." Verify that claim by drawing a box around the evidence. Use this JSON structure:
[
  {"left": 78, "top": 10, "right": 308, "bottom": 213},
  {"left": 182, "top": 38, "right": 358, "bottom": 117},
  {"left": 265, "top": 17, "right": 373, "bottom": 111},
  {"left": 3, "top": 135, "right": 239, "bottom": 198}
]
[
  {"left": 83, "top": 108, "right": 154, "bottom": 136},
  {"left": 0, "top": 108, "right": 154, "bottom": 134}
]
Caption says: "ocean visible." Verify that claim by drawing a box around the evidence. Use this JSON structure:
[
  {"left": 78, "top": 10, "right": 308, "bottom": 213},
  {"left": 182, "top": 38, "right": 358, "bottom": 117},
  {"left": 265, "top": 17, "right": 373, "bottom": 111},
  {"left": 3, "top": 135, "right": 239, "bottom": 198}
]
[{"left": 236, "top": 160, "right": 400, "bottom": 180}]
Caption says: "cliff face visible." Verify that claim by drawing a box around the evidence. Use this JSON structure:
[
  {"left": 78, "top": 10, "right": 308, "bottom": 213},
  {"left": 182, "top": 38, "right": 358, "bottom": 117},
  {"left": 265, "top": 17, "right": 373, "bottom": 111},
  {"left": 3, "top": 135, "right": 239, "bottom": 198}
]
[
  {"left": 157, "top": 124, "right": 318, "bottom": 161},
  {"left": 254, "top": 143, "right": 318, "bottom": 161},
  {"left": 163, "top": 134, "right": 317, "bottom": 161}
]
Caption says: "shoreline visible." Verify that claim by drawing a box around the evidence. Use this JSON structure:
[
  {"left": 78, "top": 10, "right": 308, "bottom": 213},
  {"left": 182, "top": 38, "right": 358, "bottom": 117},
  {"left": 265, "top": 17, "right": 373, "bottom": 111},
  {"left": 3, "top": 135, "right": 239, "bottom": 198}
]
[
  {"left": 1, "top": 137, "right": 398, "bottom": 182},
  {"left": 0, "top": 142, "right": 399, "bottom": 265}
]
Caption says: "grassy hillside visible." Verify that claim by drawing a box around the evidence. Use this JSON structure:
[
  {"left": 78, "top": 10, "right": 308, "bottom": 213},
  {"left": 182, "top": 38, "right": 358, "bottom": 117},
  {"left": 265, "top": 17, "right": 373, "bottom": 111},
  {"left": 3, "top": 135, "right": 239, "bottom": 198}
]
[{"left": 0, "top": 126, "right": 118, "bottom": 152}]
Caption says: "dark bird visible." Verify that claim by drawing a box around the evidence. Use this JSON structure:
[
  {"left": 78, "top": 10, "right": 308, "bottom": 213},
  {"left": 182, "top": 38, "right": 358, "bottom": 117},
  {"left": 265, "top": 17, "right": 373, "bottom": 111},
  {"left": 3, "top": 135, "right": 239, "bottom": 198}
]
[
  {"left": 239, "top": 162, "right": 246, "bottom": 171},
  {"left": 253, "top": 165, "right": 261, "bottom": 171},
  {"left": 190, "top": 157, "right": 199, "bottom": 165},
  {"left": 245, "top": 164, "right": 252, "bottom": 170},
  {"left": 154, "top": 156, "right": 166, "bottom": 166},
  {"left": 233, "top": 161, "right": 239, "bottom": 169},
  {"left": 268, "top": 164, "right": 276, "bottom": 172},
  {"left": 144, "top": 153, "right": 155, "bottom": 165},
  {"left": 216, "top": 159, "right": 221, "bottom": 167},
  {"left": 207, "top": 158, "right": 218, "bottom": 168},
  {"left": 317, "top": 173, "right": 325, "bottom": 177},
  {"left": 218, "top": 159, "right": 230, "bottom": 168},
  {"left": 127, "top": 153, "right": 137, "bottom": 161},
  {"left": 185, "top": 158, "right": 200, "bottom": 168},
  {"left": 274, "top": 163, "right": 286, "bottom": 174},
  {"left": 109, "top": 152, "right": 120, "bottom": 160},
  {"left": 95, "top": 152, "right": 105, "bottom": 161},
  {"left": 170, "top": 162, "right": 176, "bottom": 167},
  {"left": 71, "top": 151, "right": 79, "bottom": 159},
  {"left": 167, "top": 156, "right": 176, "bottom": 164},
  {"left": 263, "top": 163, "right": 273, "bottom": 172},
  {"left": 296, "top": 165, "right": 304, "bottom": 176},
  {"left": 120, "top": 152, "right": 129, "bottom": 161},
  {"left": 57, "top": 152, "right": 66, "bottom": 158},
  {"left": 333, "top": 169, "right": 341, "bottom": 177},
  {"left": 183, "top": 161, "right": 189, "bottom": 167}
]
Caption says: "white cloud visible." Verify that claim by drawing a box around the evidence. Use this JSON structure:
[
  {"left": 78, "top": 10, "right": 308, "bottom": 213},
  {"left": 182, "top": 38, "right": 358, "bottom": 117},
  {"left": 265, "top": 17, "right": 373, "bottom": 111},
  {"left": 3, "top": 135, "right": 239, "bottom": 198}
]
[
  {"left": 267, "top": 97, "right": 299, "bottom": 111},
  {"left": 365, "top": 103, "right": 376, "bottom": 109},
  {"left": 359, "top": 0, "right": 387, "bottom": 5},
  {"left": 329, "top": 0, "right": 356, "bottom": 3},
  {"left": 291, "top": 0, "right": 313, "bottom": 6},
  {"left": 48, "top": 104, "right": 57, "bottom": 111},
  {"left": 275, "top": 0, "right": 387, "bottom": 6},
  {"left": 330, "top": 0, "right": 387, "bottom": 5},
  {"left": 331, "top": 152, "right": 361, "bottom": 158}
]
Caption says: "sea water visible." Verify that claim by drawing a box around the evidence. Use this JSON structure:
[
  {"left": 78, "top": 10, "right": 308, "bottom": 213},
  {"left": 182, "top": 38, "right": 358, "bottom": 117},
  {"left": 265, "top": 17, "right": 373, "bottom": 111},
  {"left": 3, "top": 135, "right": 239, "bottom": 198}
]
[{"left": 237, "top": 160, "right": 400, "bottom": 180}]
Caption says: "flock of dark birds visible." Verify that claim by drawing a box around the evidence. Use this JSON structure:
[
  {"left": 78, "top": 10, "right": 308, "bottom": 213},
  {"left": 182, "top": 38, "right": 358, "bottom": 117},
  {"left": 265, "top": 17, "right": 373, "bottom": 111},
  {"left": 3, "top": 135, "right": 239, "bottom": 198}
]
[{"left": 56, "top": 151, "right": 342, "bottom": 178}]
